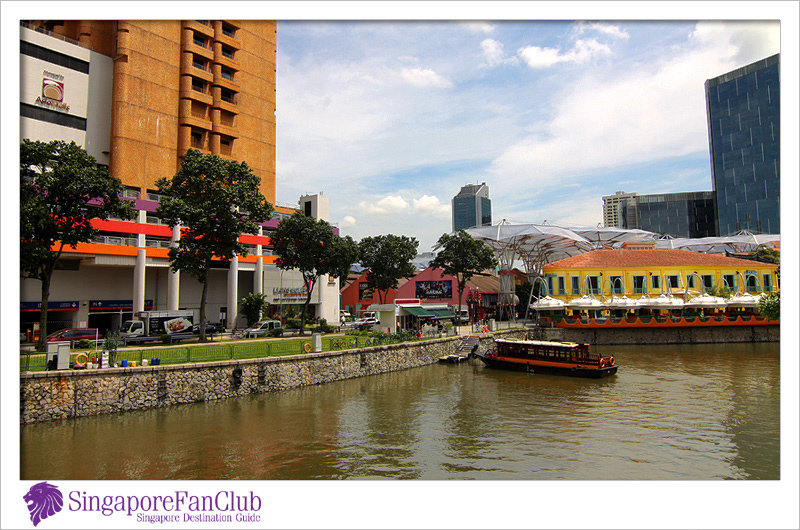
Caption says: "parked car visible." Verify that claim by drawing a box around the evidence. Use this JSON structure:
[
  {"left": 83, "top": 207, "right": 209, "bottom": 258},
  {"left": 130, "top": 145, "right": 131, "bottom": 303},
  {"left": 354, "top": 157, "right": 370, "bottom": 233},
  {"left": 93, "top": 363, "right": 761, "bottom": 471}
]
[
  {"left": 192, "top": 322, "right": 224, "bottom": 334},
  {"left": 245, "top": 320, "right": 282, "bottom": 338},
  {"left": 46, "top": 328, "right": 103, "bottom": 342}
]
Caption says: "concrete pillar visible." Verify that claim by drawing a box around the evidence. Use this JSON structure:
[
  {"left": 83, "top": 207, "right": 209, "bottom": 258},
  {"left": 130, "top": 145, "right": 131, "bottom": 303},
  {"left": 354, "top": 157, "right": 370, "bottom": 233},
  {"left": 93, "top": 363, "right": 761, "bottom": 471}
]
[
  {"left": 133, "top": 210, "right": 147, "bottom": 314},
  {"left": 167, "top": 224, "right": 181, "bottom": 310},
  {"left": 133, "top": 249, "right": 146, "bottom": 314},
  {"left": 254, "top": 226, "right": 263, "bottom": 295},
  {"left": 228, "top": 255, "right": 239, "bottom": 328}
]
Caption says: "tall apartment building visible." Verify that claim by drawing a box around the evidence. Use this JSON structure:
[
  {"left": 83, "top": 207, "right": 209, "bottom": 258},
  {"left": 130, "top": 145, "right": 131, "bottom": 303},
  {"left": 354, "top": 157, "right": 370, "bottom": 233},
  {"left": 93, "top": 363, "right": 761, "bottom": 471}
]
[
  {"left": 452, "top": 182, "right": 492, "bottom": 231},
  {"left": 705, "top": 54, "right": 780, "bottom": 236},
  {"left": 602, "top": 191, "right": 639, "bottom": 229},
  {"left": 20, "top": 21, "right": 340, "bottom": 335}
]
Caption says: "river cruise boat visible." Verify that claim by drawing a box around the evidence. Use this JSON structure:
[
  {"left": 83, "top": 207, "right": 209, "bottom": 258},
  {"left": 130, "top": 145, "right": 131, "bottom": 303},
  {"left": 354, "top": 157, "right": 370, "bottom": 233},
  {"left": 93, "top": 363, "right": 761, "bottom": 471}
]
[{"left": 477, "top": 338, "right": 618, "bottom": 378}]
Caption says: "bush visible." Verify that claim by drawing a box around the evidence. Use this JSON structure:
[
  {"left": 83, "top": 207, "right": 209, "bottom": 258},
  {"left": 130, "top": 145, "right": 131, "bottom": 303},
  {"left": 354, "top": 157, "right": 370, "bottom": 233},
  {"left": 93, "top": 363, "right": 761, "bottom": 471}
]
[
  {"left": 160, "top": 334, "right": 172, "bottom": 344},
  {"left": 268, "top": 328, "right": 283, "bottom": 338},
  {"left": 759, "top": 291, "right": 780, "bottom": 320},
  {"left": 314, "top": 318, "right": 336, "bottom": 334},
  {"left": 75, "top": 339, "right": 93, "bottom": 349},
  {"left": 285, "top": 318, "right": 301, "bottom": 329}
]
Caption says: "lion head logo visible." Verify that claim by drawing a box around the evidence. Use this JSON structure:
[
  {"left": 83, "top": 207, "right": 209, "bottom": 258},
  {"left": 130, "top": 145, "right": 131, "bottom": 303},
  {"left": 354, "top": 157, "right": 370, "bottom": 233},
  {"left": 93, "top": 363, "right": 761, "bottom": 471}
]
[{"left": 23, "top": 481, "right": 63, "bottom": 527}]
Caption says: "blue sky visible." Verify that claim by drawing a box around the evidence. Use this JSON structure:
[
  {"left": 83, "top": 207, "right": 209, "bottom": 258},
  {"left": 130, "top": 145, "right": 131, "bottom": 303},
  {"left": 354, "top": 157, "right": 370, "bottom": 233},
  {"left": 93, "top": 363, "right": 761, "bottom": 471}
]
[{"left": 274, "top": 19, "right": 780, "bottom": 251}]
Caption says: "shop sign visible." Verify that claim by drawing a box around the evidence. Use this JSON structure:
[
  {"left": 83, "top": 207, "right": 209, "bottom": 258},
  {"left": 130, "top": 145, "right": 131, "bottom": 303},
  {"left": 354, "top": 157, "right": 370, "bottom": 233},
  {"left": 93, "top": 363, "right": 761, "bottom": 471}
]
[
  {"left": 89, "top": 299, "right": 153, "bottom": 311},
  {"left": 415, "top": 280, "right": 452, "bottom": 300},
  {"left": 272, "top": 285, "right": 309, "bottom": 301},
  {"left": 20, "top": 300, "right": 79, "bottom": 312},
  {"left": 34, "top": 70, "right": 70, "bottom": 113}
]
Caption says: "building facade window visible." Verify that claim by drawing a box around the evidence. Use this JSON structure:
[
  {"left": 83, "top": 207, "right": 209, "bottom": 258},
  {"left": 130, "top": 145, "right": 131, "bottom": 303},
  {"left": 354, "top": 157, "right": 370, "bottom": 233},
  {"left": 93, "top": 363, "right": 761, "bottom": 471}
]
[
  {"left": 666, "top": 275, "right": 680, "bottom": 290},
  {"left": 651, "top": 275, "right": 661, "bottom": 290},
  {"left": 557, "top": 277, "right": 566, "bottom": 296},
  {"left": 587, "top": 276, "right": 600, "bottom": 295},
  {"left": 609, "top": 275, "right": 623, "bottom": 294},
  {"left": 633, "top": 275, "right": 646, "bottom": 294},
  {"left": 571, "top": 276, "right": 580, "bottom": 295},
  {"left": 723, "top": 274, "right": 736, "bottom": 291},
  {"left": 701, "top": 275, "right": 714, "bottom": 290},
  {"left": 686, "top": 275, "right": 696, "bottom": 289},
  {"left": 221, "top": 68, "right": 233, "bottom": 81},
  {"left": 763, "top": 273, "right": 773, "bottom": 292}
]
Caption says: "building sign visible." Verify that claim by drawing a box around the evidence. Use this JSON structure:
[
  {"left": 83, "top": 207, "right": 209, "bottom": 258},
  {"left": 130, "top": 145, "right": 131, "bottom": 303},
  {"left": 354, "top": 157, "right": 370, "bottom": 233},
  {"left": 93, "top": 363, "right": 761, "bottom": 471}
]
[
  {"left": 89, "top": 299, "right": 153, "bottom": 311},
  {"left": 272, "top": 285, "right": 309, "bottom": 302},
  {"left": 415, "top": 280, "right": 452, "bottom": 300},
  {"left": 20, "top": 301, "right": 79, "bottom": 312},
  {"left": 34, "top": 70, "right": 71, "bottom": 113},
  {"left": 358, "top": 282, "right": 372, "bottom": 300}
]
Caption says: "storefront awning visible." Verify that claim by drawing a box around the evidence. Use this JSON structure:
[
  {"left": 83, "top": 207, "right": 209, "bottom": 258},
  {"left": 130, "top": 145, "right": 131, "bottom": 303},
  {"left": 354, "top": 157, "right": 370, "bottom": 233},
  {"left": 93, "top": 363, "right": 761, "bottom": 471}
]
[
  {"left": 429, "top": 309, "right": 455, "bottom": 319},
  {"left": 403, "top": 306, "right": 436, "bottom": 318}
]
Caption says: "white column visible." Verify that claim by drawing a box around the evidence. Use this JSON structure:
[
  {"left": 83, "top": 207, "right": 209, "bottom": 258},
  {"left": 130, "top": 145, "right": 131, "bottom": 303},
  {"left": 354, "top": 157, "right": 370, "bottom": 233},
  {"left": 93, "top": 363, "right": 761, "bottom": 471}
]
[
  {"left": 228, "top": 255, "right": 239, "bottom": 328},
  {"left": 254, "top": 226, "right": 263, "bottom": 295},
  {"left": 133, "top": 210, "right": 147, "bottom": 313},
  {"left": 167, "top": 224, "right": 180, "bottom": 310}
]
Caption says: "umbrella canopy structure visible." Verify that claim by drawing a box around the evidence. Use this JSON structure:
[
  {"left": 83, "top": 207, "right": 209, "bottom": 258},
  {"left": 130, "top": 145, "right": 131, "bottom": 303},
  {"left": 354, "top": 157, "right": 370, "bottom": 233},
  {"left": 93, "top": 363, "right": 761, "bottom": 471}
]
[
  {"left": 684, "top": 293, "right": 728, "bottom": 309},
  {"left": 604, "top": 295, "right": 639, "bottom": 310},
  {"left": 726, "top": 293, "right": 762, "bottom": 308},
  {"left": 457, "top": 221, "right": 595, "bottom": 320},
  {"left": 530, "top": 296, "right": 567, "bottom": 311},
  {"left": 569, "top": 224, "right": 659, "bottom": 249},
  {"left": 654, "top": 231, "right": 780, "bottom": 254},
  {"left": 567, "top": 295, "right": 605, "bottom": 311}
]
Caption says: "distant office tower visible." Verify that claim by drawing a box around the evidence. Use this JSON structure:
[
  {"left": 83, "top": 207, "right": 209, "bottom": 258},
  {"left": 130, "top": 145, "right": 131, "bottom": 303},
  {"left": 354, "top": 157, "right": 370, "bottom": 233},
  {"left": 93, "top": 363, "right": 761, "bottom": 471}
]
[
  {"left": 452, "top": 182, "right": 492, "bottom": 231},
  {"left": 602, "top": 191, "right": 639, "bottom": 228},
  {"left": 636, "top": 191, "right": 717, "bottom": 238},
  {"left": 603, "top": 190, "right": 716, "bottom": 238},
  {"left": 705, "top": 54, "right": 780, "bottom": 235}
]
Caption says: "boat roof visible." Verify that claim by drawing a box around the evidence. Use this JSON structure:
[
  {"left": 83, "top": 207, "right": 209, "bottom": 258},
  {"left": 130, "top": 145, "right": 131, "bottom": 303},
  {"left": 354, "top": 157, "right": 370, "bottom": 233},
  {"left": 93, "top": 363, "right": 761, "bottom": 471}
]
[{"left": 496, "top": 338, "right": 582, "bottom": 348}]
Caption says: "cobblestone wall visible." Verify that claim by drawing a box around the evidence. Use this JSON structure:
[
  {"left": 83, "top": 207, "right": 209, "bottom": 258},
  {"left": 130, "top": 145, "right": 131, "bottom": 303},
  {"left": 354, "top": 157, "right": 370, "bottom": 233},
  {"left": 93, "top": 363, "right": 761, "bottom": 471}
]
[{"left": 20, "top": 336, "right": 468, "bottom": 424}]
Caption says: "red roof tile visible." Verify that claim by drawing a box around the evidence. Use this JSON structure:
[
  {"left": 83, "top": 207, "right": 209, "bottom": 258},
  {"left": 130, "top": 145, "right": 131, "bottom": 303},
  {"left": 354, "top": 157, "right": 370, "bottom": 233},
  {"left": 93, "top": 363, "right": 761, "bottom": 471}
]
[{"left": 543, "top": 249, "right": 775, "bottom": 269}]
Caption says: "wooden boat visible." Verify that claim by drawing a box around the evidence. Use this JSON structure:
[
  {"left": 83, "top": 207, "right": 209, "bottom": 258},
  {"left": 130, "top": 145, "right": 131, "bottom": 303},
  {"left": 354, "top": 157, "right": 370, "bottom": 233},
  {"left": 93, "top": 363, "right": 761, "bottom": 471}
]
[{"left": 477, "top": 338, "right": 618, "bottom": 378}]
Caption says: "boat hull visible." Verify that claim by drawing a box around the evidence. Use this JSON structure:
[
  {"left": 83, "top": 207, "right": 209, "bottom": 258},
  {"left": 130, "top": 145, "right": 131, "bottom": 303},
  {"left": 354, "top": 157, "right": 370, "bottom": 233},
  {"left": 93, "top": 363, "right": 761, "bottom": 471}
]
[{"left": 478, "top": 355, "right": 618, "bottom": 378}]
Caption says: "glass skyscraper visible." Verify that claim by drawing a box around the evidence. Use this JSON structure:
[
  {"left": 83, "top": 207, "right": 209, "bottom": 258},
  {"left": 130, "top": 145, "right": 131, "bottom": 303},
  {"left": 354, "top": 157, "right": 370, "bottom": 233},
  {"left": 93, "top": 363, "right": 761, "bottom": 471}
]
[
  {"left": 705, "top": 54, "right": 780, "bottom": 235},
  {"left": 452, "top": 182, "right": 492, "bottom": 231}
]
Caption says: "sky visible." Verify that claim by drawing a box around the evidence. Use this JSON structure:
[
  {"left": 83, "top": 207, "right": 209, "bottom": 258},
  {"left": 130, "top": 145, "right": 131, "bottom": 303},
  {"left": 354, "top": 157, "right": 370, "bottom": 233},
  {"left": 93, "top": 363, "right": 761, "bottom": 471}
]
[{"left": 274, "top": 18, "right": 781, "bottom": 252}]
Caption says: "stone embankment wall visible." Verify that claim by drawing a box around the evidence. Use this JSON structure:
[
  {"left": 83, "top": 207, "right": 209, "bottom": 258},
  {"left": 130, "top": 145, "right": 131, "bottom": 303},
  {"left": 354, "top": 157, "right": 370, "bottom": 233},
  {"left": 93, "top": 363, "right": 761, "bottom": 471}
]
[
  {"left": 20, "top": 326, "right": 778, "bottom": 424},
  {"left": 20, "top": 336, "right": 475, "bottom": 425}
]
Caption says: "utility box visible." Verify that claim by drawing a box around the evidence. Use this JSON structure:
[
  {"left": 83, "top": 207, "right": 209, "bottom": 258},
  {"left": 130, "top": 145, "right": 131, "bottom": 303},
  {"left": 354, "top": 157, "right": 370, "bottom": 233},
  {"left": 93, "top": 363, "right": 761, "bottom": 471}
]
[
  {"left": 46, "top": 342, "right": 71, "bottom": 370},
  {"left": 312, "top": 333, "right": 322, "bottom": 353},
  {"left": 489, "top": 319, "right": 497, "bottom": 331}
]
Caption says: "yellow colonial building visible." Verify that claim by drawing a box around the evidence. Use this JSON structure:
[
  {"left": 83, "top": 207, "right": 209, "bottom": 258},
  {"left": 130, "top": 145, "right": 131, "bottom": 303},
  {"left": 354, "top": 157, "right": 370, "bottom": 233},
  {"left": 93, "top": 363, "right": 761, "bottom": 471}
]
[{"left": 541, "top": 249, "right": 778, "bottom": 301}]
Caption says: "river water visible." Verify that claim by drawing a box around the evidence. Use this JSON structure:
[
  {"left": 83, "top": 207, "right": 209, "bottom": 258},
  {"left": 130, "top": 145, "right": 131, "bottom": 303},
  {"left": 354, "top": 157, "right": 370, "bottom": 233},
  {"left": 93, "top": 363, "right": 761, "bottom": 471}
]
[{"left": 20, "top": 342, "right": 780, "bottom": 480}]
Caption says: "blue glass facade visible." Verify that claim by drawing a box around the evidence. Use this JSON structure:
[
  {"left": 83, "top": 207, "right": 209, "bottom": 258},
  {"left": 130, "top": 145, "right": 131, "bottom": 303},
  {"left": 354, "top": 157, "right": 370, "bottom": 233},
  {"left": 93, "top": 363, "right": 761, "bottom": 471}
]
[
  {"left": 452, "top": 183, "right": 491, "bottom": 231},
  {"left": 705, "top": 54, "right": 780, "bottom": 235},
  {"left": 636, "top": 191, "right": 717, "bottom": 238}
]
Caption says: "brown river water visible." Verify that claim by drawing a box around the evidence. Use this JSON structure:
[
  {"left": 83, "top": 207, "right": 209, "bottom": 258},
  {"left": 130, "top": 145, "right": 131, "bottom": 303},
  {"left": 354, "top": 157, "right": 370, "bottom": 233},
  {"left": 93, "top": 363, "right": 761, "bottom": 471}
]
[{"left": 20, "top": 342, "right": 779, "bottom": 480}]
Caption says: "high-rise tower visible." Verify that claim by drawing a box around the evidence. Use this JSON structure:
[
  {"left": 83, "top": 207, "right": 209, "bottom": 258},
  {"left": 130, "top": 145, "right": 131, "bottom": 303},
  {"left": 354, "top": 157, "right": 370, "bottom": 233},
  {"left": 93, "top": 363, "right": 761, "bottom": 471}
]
[{"left": 452, "top": 182, "right": 492, "bottom": 231}]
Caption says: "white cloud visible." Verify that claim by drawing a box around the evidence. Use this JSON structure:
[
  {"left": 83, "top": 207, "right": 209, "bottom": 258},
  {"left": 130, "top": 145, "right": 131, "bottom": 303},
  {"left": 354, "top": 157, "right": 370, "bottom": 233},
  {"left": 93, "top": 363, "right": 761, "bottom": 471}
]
[
  {"left": 358, "top": 195, "right": 410, "bottom": 215},
  {"left": 340, "top": 215, "right": 357, "bottom": 228},
  {"left": 576, "top": 22, "right": 630, "bottom": 40},
  {"left": 518, "top": 38, "right": 612, "bottom": 68},
  {"left": 459, "top": 21, "right": 496, "bottom": 34},
  {"left": 400, "top": 67, "right": 453, "bottom": 88},
  {"left": 480, "top": 38, "right": 519, "bottom": 68},
  {"left": 412, "top": 195, "right": 450, "bottom": 218}
]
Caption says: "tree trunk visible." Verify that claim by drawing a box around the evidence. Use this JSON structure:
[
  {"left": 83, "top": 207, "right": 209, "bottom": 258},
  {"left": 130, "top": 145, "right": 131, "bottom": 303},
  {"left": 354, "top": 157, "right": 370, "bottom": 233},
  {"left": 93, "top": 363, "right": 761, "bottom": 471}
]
[
  {"left": 36, "top": 272, "right": 52, "bottom": 352},
  {"left": 299, "top": 276, "right": 316, "bottom": 336},
  {"left": 455, "top": 277, "right": 466, "bottom": 333}
]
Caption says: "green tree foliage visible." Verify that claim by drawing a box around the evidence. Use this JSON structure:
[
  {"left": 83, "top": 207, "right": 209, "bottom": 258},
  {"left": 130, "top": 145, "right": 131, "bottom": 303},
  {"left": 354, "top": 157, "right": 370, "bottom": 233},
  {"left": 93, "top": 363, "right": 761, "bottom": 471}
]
[
  {"left": 241, "top": 292, "right": 269, "bottom": 327},
  {"left": 358, "top": 234, "right": 419, "bottom": 303},
  {"left": 756, "top": 245, "right": 780, "bottom": 264},
  {"left": 156, "top": 149, "right": 273, "bottom": 341},
  {"left": 706, "top": 284, "right": 732, "bottom": 299},
  {"left": 20, "top": 140, "right": 135, "bottom": 351},
  {"left": 759, "top": 291, "right": 780, "bottom": 321},
  {"left": 270, "top": 212, "right": 358, "bottom": 335},
  {"left": 430, "top": 230, "right": 497, "bottom": 328}
]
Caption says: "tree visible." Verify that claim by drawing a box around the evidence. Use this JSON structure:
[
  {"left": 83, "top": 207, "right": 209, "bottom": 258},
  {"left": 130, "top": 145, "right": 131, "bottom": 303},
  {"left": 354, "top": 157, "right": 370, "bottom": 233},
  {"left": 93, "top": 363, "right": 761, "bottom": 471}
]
[
  {"left": 270, "top": 212, "right": 358, "bottom": 335},
  {"left": 241, "top": 292, "right": 269, "bottom": 327},
  {"left": 156, "top": 149, "right": 273, "bottom": 341},
  {"left": 759, "top": 291, "right": 780, "bottom": 321},
  {"left": 430, "top": 230, "right": 497, "bottom": 329},
  {"left": 358, "top": 234, "right": 419, "bottom": 304},
  {"left": 21, "top": 140, "right": 135, "bottom": 351}
]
